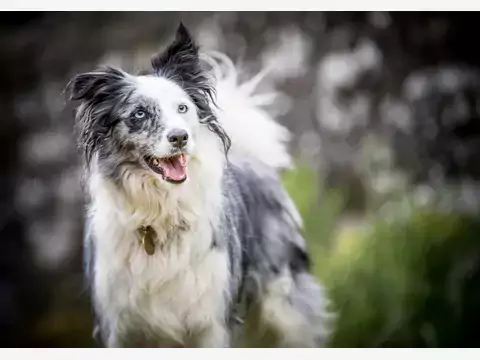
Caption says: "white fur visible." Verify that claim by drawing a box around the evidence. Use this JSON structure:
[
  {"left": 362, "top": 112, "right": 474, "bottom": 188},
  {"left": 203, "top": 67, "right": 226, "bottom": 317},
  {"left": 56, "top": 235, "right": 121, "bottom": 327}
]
[
  {"left": 204, "top": 52, "right": 293, "bottom": 170},
  {"left": 87, "top": 54, "right": 297, "bottom": 347},
  {"left": 88, "top": 125, "right": 227, "bottom": 346}
]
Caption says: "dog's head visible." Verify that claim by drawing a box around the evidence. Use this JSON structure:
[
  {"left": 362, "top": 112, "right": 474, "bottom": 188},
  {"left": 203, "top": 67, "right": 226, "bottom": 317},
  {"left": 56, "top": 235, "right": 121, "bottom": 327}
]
[{"left": 69, "top": 24, "right": 230, "bottom": 185}]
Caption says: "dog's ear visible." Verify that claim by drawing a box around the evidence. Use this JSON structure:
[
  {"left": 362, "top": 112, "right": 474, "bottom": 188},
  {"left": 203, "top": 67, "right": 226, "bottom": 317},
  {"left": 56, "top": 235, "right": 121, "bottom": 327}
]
[
  {"left": 69, "top": 72, "right": 99, "bottom": 101},
  {"left": 151, "top": 23, "right": 203, "bottom": 84},
  {"left": 68, "top": 67, "right": 128, "bottom": 166},
  {"left": 69, "top": 67, "right": 126, "bottom": 101}
]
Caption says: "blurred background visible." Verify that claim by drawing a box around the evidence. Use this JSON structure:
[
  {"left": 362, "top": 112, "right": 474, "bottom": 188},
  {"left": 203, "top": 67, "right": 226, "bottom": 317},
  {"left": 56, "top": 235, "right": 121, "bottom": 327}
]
[{"left": 1, "top": 11, "right": 480, "bottom": 347}]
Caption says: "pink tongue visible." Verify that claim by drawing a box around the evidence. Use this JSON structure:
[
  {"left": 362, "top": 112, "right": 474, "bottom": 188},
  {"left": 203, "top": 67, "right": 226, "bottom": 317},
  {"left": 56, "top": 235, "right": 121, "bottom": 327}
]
[{"left": 160, "top": 155, "right": 186, "bottom": 181}]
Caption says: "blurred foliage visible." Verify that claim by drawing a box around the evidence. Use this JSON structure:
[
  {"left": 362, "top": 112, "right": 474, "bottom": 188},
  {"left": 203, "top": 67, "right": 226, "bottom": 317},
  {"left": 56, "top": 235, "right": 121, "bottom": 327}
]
[
  {"left": 282, "top": 164, "right": 345, "bottom": 275},
  {"left": 283, "top": 165, "right": 480, "bottom": 348}
]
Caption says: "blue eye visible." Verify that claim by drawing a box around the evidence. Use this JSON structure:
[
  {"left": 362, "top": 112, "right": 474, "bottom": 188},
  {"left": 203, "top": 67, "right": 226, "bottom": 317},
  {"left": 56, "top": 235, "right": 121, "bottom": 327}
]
[
  {"left": 134, "top": 110, "right": 146, "bottom": 119},
  {"left": 178, "top": 104, "right": 188, "bottom": 114}
]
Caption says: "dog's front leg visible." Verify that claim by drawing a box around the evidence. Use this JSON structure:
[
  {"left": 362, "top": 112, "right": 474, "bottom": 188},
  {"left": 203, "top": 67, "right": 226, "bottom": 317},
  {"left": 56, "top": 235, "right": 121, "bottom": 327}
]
[
  {"left": 93, "top": 321, "right": 123, "bottom": 348},
  {"left": 106, "top": 332, "right": 121, "bottom": 348}
]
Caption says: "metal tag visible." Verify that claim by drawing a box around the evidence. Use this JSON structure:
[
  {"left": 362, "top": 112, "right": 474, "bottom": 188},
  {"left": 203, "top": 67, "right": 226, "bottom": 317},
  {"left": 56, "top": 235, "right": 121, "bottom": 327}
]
[{"left": 140, "top": 226, "right": 156, "bottom": 256}]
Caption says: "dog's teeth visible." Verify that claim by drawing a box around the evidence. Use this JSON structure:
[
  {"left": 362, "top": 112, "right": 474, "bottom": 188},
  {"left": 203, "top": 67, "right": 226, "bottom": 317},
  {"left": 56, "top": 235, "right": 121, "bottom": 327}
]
[{"left": 153, "top": 159, "right": 159, "bottom": 165}]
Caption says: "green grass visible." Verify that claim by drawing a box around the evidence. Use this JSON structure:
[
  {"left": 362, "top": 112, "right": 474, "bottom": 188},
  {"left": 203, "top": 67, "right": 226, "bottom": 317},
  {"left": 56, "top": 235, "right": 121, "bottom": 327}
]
[{"left": 282, "top": 164, "right": 344, "bottom": 276}]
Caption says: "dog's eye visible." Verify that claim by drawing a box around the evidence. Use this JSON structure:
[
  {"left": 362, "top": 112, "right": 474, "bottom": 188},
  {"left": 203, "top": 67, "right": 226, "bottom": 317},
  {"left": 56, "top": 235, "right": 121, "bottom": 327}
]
[
  {"left": 134, "top": 110, "right": 146, "bottom": 119},
  {"left": 178, "top": 104, "right": 188, "bottom": 114}
]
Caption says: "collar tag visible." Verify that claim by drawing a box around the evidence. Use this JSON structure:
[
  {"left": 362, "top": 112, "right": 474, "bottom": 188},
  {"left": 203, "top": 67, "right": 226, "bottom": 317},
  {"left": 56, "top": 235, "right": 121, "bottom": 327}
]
[{"left": 139, "top": 226, "right": 156, "bottom": 256}]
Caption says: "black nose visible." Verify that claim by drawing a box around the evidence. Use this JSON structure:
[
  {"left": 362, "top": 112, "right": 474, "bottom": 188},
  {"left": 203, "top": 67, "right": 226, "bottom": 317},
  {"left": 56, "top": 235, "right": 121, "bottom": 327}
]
[{"left": 167, "top": 129, "right": 189, "bottom": 148}]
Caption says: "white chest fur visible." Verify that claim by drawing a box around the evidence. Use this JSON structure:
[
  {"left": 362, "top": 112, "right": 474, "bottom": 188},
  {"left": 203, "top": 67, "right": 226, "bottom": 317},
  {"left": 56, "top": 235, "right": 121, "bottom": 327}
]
[{"left": 88, "top": 170, "right": 230, "bottom": 347}]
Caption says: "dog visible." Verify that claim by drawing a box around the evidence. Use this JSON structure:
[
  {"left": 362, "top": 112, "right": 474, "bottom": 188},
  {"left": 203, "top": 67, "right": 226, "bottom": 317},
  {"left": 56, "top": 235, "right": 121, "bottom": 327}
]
[{"left": 69, "top": 23, "right": 333, "bottom": 348}]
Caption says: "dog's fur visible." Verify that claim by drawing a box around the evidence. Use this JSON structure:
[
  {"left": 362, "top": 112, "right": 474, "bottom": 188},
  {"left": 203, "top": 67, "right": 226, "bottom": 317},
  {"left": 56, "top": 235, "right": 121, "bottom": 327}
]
[{"left": 70, "top": 24, "right": 332, "bottom": 348}]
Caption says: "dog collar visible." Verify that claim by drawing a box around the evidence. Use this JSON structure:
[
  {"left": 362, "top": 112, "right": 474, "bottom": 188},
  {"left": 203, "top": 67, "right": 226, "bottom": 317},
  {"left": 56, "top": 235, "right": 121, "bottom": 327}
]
[{"left": 139, "top": 225, "right": 156, "bottom": 256}]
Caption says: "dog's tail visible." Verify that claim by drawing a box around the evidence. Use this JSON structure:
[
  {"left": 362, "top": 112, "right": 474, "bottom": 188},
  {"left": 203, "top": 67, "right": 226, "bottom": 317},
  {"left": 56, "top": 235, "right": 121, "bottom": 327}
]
[{"left": 203, "top": 52, "right": 293, "bottom": 170}]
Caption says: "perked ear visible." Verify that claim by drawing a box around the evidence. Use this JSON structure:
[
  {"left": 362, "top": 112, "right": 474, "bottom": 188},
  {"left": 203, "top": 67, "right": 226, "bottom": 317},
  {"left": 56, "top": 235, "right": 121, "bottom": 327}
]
[
  {"left": 151, "top": 23, "right": 206, "bottom": 88},
  {"left": 152, "top": 23, "right": 198, "bottom": 70}
]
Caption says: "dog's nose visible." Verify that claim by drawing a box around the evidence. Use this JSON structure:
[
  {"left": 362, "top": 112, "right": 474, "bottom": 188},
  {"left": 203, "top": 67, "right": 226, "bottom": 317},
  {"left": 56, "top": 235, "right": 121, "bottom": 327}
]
[{"left": 167, "top": 129, "right": 189, "bottom": 149}]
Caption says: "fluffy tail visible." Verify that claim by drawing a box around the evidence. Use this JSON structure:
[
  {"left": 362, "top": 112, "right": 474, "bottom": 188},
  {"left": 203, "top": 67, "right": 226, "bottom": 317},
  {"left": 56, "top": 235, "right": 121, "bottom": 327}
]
[{"left": 202, "top": 52, "right": 293, "bottom": 170}]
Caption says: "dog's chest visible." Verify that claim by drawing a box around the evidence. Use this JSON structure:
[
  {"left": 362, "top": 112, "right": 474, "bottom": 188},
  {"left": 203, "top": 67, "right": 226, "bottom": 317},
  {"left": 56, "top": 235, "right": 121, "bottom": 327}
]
[{"left": 94, "top": 218, "right": 229, "bottom": 344}]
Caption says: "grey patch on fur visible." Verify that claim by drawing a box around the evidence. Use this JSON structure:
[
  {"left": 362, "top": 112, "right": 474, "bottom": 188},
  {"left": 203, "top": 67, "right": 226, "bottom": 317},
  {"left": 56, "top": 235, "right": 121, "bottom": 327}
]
[{"left": 212, "top": 161, "right": 329, "bottom": 345}]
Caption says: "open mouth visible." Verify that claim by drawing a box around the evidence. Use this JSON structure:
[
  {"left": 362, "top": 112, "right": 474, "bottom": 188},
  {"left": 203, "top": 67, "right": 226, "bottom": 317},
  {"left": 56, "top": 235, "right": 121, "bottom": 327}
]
[{"left": 145, "top": 154, "right": 187, "bottom": 184}]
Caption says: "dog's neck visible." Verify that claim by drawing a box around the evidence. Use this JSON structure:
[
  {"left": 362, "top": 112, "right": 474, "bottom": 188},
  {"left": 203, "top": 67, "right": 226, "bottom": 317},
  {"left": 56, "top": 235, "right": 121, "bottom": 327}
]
[{"left": 88, "top": 147, "right": 226, "bottom": 236}]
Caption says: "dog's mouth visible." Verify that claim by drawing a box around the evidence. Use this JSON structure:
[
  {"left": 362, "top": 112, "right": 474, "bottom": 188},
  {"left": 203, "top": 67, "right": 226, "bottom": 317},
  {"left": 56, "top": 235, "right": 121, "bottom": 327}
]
[{"left": 144, "top": 154, "right": 187, "bottom": 184}]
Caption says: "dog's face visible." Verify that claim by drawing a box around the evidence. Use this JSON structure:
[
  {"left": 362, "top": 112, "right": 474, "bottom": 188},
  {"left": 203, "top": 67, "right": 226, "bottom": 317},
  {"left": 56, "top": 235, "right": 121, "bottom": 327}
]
[
  {"left": 109, "top": 74, "right": 200, "bottom": 184},
  {"left": 70, "top": 24, "right": 230, "bottom": 185}
]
